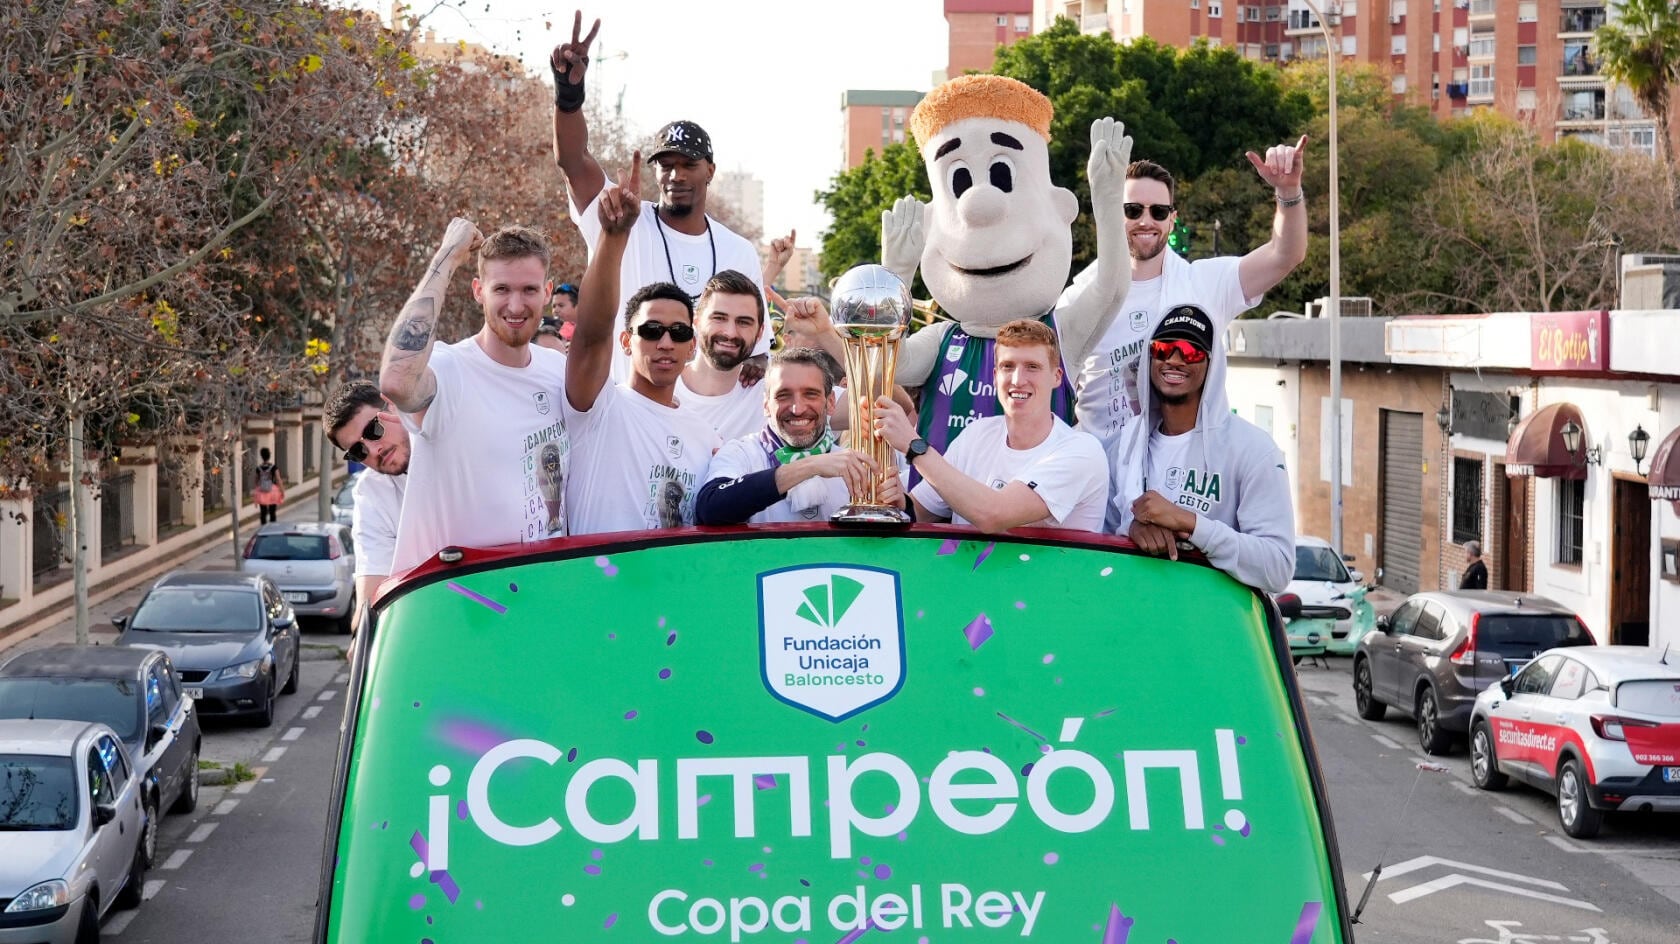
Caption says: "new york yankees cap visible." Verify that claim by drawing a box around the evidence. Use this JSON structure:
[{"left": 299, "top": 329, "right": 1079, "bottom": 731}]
[{"left": 646, "top": 120, "right": 713, "bottom": 163}]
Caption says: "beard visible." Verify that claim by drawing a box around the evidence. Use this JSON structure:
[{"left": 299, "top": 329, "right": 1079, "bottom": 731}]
[
  {"left": 1129, "top": 232, "right": 1167, "bottom": 263},
  {"left": 1151, "top": 379, "right": 1194, "bottom": 407},
  {"left": 774, "top": 411, "right": 825, "bottom": 449},
  {"left": 661, "top": 199, "right": 696, "bottom": 218},
  {"left": 703, "top": 337, "right": 750, "bottom": 371}
]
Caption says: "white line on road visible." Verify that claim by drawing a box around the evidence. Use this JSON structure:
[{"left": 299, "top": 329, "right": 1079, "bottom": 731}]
[
  {"left": 303, "top": 705, "right": 323, "bottom": 720},
  {"left": 1333, "top": 712, "right": 1361, "bottom": 725},
  {"left": 1371, "top": 733, "right": 1404, "bottom": 750},
  {"left": 1545, "top": 836, "right": 1590, "bottom": 853},
  {"left": 282, "top": 726, "right": 305, "bottom": 741},
  {"left": 1449, "top": 780, "right": 1478, "bottom": 796},
  {"left": 1494, "top": 805, "right": 1532, "bottom": 825},
  {"left": 142, "top": 879, "right": 166, "bottom": 900},
  {"left": 263, "top": 746, "right": 288, "bottom": 763},
  {"left": 186, "top": 822, "right": 218, "bottom": 843},
  {"left": 161, "top": 849, "right": 193, "bottom": 871},
  {"left": 1388, "top": 874, "right": 1600, "bottom": 911},
  {"left": 232, "top": 779, "right": 257, "bottom": 795},
  {"left": 1365, "top": 855, "right": 1570, "bottom": 889},
  {"left": 318, "top": 689, "right": 337, "bottom": 701},
  {"left": 213, "top": 798, "right": 239, "bottom": 815},
  {"left": 103, "top": 910, "right": 137, "bottom": 935}
]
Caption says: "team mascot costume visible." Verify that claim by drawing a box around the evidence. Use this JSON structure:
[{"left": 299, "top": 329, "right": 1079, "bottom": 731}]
[{"left": 880, "top": 74, "right": 1132, "bottom": 456}]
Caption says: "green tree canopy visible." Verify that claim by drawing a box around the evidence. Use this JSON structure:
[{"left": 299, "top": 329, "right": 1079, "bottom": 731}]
[{"left": 815, "top": 142, "right": 929, "bottom": 290}]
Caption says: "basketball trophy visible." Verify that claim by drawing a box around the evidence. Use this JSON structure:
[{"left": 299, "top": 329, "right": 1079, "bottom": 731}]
[{"left": 829, "top": 264, "right": 913, "bottom": 526}]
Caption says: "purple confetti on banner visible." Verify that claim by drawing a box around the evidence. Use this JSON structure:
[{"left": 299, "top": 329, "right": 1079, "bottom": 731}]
[
  {"left": 624, "top": 710, "right": 638, "bottom": 720},
  {"left": 456, "top": 800, "right": 468, "bottom": 821},
  {"left": 963, "top": 613, "right": 994, "bottom": 651},
  {"left": 604, "top": 913, "right": 618, "bottom": 929},
  {"left": 410, "top": 831, "right": 429, "bottom": 862},
  {"left": 435, "top": 718, "right": 513, "bottom": 755},
  {"left": 972, "top": 542, "right": 996, "bottom": 571},
  {"left": 1211, "top": 835, "right": 1225, "bottom": 846},
  {"left": 445, "top": 582, "right": 506, "bottom": 613},
  {"left": 408, "top": 893, "right": 426, "bottom": 911},
  {"left": 667, "top": 632, "right": 678, "bottom": 646},
  {"left": 696, "top": 730, "right": 714, "bottom": 744},
  {"left": 658, "top": 616, "right": 667, "bottom": 628},
  {"left": 836, "top": 920, "right": 879, "bottom": 944},
  {"left": 1290, "top": 902, "right": 1323, "bottom": 944},
  {"left": 937, "top": 538, "right": 961, "bottom": 556},
  {"left": 754, "top": 774, "right": 778, "bottom": 790},
  {"left": 873, "top": 864, "right": 891, "bottom": 880},
  {"left": 659, "top": 668, "right": 672, "bottom": 680},
  {"left": 1240, "top": 822, "right": 1252, "bottom": 838},
  {"left": 567, "top": 747, "right": 578, "bottom": 763},
  {"left": 1101, "top": 905, "right": 1134, "bottom": 944},
  {"left": 584, "top": 864, "right": 601, "bottom": 876},
  {"left": 602, "top": 564, "right": 619, "bottom": 577},
  {"left": 697, "top": 794, "right": 712, "bottom": 806},
  {"left": 996, "top": 711, "right": 1048, "bottom": 743},
  {"left": 1094, "top": 707, "right": 1118, "bottom": 718},
  {"left": 1015, "top": 601, "right": 1027, "bottom": 610},
  {"left": 431, "top": 869, "right": 461, "bottom": 904},
  {"left": 749, "top": 863, "right": 765, "bottom": 873},
  {"left": 591, "top": 849, "right": 604, "bottom": 861},
  {"left": 1237, "top": 735, "right": 1248, "bottom": 745},
  {"left": 508, "top": 582, "right": 518, "bottom": 592}
]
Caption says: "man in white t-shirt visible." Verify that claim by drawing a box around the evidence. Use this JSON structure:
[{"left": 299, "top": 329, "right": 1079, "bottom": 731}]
[
  {"left": 551, "top": 14, "right": 768, "bottom": 384},
  {"left": 325, "top": 381, "right": 410, "bottom": 611},
  {"left": 563, "top": 160, "right": 721, "bottom": 535},
  {"left": 378, "top": 219, "right": 570, "bottom": 573},
  {"left": 875, "top": 320, "right": 1106, "bottom": 533},
  {"left": 696, "top": 348, "right": 901, "bottom": 525},
  {"left": 1063, "top": 145, "right": 1309, "bottom": 458},
  {"left": 675, "top": 269, "right": 768, "bottom": 441}
]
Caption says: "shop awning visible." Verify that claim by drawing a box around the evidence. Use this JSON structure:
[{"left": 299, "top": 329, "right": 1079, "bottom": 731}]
[
  {"left": 1649, "top": 425, "right": 1680, "bottom": 501},
  {"left": 1505, "top": 402, "right": 1588, "bottom": 480}
]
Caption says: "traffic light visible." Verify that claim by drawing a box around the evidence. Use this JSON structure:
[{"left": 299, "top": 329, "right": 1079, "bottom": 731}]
[{"left": 1167, "top": 220, "right": 1191, "bottom": 255}]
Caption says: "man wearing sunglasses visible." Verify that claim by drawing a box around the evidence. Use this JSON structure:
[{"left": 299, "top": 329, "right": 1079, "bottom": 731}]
[
  {"left": 563, "top": 156, "right": 722, "bottom": 535},
  {"left": 1110, "top": 305, "right": 1293, "bottom": 593},
  {"left": 325, "top": 381, "right": 410, "bottom": 612},
  {"left": 551, "top": 12, "right": 770, "bottom": 387},
  {"left": 1063, "top": 139, "right": 1309, "bottom": 460}
]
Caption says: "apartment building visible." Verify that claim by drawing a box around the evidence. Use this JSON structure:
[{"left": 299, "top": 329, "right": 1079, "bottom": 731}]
[
  {"left": 839, "top": 90, "right": 926, "bottom": 169},
  {"left": 945, "top": 0, "right": 1037, "bottom": 78},
  {"left": 1033, "top": 1, "right": 1669, "bottom": 159}
]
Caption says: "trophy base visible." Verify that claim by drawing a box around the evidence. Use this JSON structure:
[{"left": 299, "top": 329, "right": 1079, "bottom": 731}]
[{"left": 830, "top": 504, "right": 914, "bottom": 528}]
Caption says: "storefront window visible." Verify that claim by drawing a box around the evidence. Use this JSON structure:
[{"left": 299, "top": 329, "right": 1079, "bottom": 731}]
[
  {"left": 1452, "top": 458, "right": 1483, "bottom": 545},
  {"left": 1555, "top": 478, "right": 1584, "bottom": 565}
]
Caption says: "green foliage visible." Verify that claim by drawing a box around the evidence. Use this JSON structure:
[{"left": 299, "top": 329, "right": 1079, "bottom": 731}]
[
  {"left": 815, "top": 142, "right": 930, "bottom": 290},
  {"left": 1594, "top": 0, "right": 1680, "bottom": 166}
]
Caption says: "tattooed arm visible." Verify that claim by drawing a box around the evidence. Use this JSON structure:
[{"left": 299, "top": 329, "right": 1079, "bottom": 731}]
[{"left": 380, "top": 217, "right": 482, "bottom": 422}]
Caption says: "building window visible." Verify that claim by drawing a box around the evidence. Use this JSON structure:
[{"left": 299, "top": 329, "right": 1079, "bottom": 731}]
[
  {"left": 1516, "top": 88, "right": 1537, "bottom": 112},
  {"left": 1452, "top": 458, "right": 1483, "bottom": 545},
  {"left": 1014, "top": 14, "right": 1028, "bottom": 31},
  {"left": 1517, "top": 1, "right": 1537, "bottom": 23},
  {"left": 1517, "top": 45, "right": 1537, "bottom": 66},
  {"left": 996, "top": 15, "right": 1007, "bottom": 26},
  {"left": 1393, "top": 74, "right": 1408, "bottom": 93},
  {"left": 1209, "top": 1, "right": 1222, "bottom": 16},
  {"left": 1555, "top": 478, "right": 1585, "bottom": 566},
  {"left": 1393, "top": 35, "right": 1408, "bottom": 55}
]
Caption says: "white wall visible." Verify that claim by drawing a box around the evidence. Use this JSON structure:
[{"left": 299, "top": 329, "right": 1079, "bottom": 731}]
[
  {"left": 1227, "top": 360, "right": 1301, "bottom": 529},
  {"left": 1654, "top": 386, "right": 1680, "bottom": 653}
]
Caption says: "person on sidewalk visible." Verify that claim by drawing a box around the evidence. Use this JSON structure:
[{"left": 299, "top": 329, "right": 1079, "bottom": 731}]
[
  {"left": 1460, "top": 541, "right": 1489, "bottom": 590},
  {"left": 695, "top": 348, "right": 899, "bottom": 525},
  {"left": 676, "top": 270, "right": 769, "bottom": 441},
  {"left": 378, "top": 218, "right": 570, "bottom": 572},
  {"left": 1110, "top": 305, "right": 1294, "bottom": 592},
  {"left": 562, "top": 156, "right": 720, "bottom": 535},
  {"left": 252, "top": 447, "right": 284, "bottom": 524},
  {"left": 873, "top": 319, "right": 1107, "bottom": 533},
  {"left": 325, "top": 380, "right": 409, "bottom": 612}
]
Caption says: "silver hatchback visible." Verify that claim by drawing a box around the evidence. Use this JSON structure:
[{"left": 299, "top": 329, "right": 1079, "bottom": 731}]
[
  {"left": 243, "top": 521, "right": 357, "bottom": 633},
  {"left": 1352, "top": 591, "right": 1594, "bottom": 755}
]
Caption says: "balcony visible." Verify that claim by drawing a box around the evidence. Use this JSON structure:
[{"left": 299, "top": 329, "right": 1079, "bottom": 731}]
[
  {"left": 1467, "top": 77, "right": 1494, "bottom": 103},
  {"left": 1559, "top": 9, "right": 1607, "bottom": 35},
  {"left": 1468, "top": 0, "right": 1496, "bottom": 18},
  {"left": 1561, "top": 52, "right": 1599, "bottom": 76},
  {"left": 1560, "top": 102, "right": 1607, "bottom": 122},
  {"left": 1082, "top": 13, "right": 1109, "bottom": 34}
]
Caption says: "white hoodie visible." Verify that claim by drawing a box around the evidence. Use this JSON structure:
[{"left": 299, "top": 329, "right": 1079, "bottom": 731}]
[{"left": 1108, "top": 326, "right": 1295, "bottom": 593}]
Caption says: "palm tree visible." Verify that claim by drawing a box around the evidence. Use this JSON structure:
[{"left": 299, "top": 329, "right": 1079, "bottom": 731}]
[{"left": 1594, "top": 0, "right": 1680, "bottom": 170}]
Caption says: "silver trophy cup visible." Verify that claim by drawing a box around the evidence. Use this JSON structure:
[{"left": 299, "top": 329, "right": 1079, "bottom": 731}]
[{"left": 829, "top": 265, "right": 913, "bottom": 526}]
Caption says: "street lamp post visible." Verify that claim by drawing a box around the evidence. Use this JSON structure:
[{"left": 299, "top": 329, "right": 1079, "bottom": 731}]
[{"left": 1301, "top": 0, "right": 1344, "bottom": 558}]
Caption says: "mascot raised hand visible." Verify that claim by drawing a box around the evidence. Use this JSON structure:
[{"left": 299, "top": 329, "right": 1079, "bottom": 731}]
[{"left": 882, "top": 74, "right": 1131, "bottom": 458}]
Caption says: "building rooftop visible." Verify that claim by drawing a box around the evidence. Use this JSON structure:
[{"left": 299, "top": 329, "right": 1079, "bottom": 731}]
[{"left": 841, "top": 90, "right": 927, "bottom": 108}]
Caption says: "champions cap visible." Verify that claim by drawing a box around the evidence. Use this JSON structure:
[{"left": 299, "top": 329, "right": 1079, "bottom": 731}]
[{"left": 1152, "top": 305, "right": 1215, "bottom": 352}]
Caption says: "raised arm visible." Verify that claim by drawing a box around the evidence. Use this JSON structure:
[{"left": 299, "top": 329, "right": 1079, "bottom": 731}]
[
  {"left": 1056, "top": 118, "right": 1132, "bottom": 368},
  {"left": 379, "top": 217, "right": 481, "bottom": 419},
  {"left": 566, "top": 157, "right": 641, "bottom": 413},
  {"left": 1237, "top": 135, "right": 1310, "bottom": 302},
  {"left": 551, "top": 11, "right": 607, "bottom": 215}
]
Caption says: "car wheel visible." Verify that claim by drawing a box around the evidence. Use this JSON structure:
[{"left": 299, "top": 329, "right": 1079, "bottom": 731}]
[
  {"left": 1470, "top": 722, "right": 1507, "bottom": 790},
  {"left": 73, "top": 899, "right": 99, "bottom": 944},
  {"left": 1417, "top": 688, "right": 1454, "bottom": 755},
  {"left": 252, "top": 673, "right": 276, "bottom": 728},
  {"left": 282, "top": 649, "right": 299, "bottom": 695},
  {"left": 1354, "top": 658, "right": 1386, "bottom": 720},
  {"left": 115, "top": 841, "right": 146, "bottom": 909},
  {"left": 171, "top": 746, "right": 200, "bottom": 814},
  {"left": 1558, "top": 757, "right": 1603, "bottom": 839},
  {"left": 140, "top": 793, "right": 159, "bottom": 867}
]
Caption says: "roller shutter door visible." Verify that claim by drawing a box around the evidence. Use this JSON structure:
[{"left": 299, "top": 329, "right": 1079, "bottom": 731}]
[{"left": 1379, "top": 410, "right": 1423, "bottom": 595}]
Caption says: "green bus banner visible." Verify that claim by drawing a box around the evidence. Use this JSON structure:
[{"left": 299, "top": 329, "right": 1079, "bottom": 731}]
[{"left": 320, "top": 531, "right": 1349, "bottom": 943}]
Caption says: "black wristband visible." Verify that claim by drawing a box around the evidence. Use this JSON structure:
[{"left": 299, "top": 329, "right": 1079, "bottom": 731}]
[{"left": 552, "top": 62, "right": 586, "bottom": 112}]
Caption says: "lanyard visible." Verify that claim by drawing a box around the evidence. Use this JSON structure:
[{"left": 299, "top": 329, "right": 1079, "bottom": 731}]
[{"left": 653, "top": 208, "right": 716, "bottom": 299}]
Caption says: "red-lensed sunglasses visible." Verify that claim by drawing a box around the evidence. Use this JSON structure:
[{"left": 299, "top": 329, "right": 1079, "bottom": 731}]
[{"left": 1150, "top": 339, "right": 1209, "bottom": 364}]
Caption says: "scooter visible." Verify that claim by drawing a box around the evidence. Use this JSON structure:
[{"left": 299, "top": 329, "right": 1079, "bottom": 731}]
[{"left": 1276, "top": 586, "right": 1375, "bottom": 665}]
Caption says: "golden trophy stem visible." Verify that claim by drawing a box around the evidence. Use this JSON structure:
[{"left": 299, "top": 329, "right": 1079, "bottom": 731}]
[{"left": 833, "top": 334, "right": 911, "bottom": 526}]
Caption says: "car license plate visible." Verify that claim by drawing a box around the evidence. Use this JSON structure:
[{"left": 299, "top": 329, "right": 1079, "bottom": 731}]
[
  {"left": 1663, "top": 767, "right": 1680, "bottom": 784},
  {"left": 185, "top": 687, "right": 204, "bottom": 700},
  {"left": 284, "top": 591, "right": 308, "bottom": 603}
]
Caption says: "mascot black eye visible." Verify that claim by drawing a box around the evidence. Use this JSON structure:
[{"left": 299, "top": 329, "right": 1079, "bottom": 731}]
[
  {"left": 989, "top": 161, "right": 1013, "bottom": 193},
  {"left": 951, "top": 163, "right": 973, "bottom": 198}
]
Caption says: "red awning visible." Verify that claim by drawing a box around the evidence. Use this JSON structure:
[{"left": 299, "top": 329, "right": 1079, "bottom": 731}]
[
  {"left": 1650, "top": 425, "right": 1680, "bottom": 501},
  {"left": 1505, "top": 403, "right": 1588, "bottom": 480}
]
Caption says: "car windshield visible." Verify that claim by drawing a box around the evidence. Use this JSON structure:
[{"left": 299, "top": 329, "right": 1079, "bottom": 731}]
[
  {"left": 1293, "top": 545, "right": 1350, "bottom": 582},
  {"left": 249, "top": 534, "right": 330, "bottom": 561},
  {"left": 0, "top": 679, "right": 138, "bottom": 740},
  {"left": 1478, "top": 614, "right": 1592, "bottom": 659},
  {"left": 131, "top": 588, "right": 262, "bottom": 632},
  {"left": 0, "top": 755, "right": 77, "bottom": 831}
]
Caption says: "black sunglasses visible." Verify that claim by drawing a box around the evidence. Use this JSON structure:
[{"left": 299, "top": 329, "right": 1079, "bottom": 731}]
[
  {"left": 633, "top": 321, "right": 695, "bottom": 343},
  {"left": 1123, "top": 202, "right": 1175, "bottom": 221},
  {"left": 342, "top": 415, "right": 384, "bottom": 464}
]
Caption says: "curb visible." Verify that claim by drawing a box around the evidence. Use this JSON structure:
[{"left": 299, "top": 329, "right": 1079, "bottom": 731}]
[{"left": 198, "top": 767, "right": 232, "bottom": 787}]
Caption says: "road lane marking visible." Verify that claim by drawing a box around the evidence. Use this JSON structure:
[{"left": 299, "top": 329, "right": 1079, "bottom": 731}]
[
  {"left": 233, "top": 779, "right": 257, "bottom": 795},
  {"left": 187, "top": 822, "right": 218, "bottom": 843},
  {"left": 1449, "top": 780, "right": 1478, "bottom": 796},
  {"left": 1387, "top": 874, "right": 1599, "bottom": 911},
  {"left": 1544, "top": 836, "right": 1589, "bottom": 853},
  {"left": 1364, "top": 855, "right": 1570, "bottom": 889},
  {"left": 1494, "top": 805, "right": 1532, "bottom": 824},
  {"left": 103, "top": 910, "right": 137, "bottom": 935},
  {"left": 214, "top": 798, "right": 239, "bottom": 815},
  {"left": 1370, "top": 733, "right": 1404, "bottom": 750},
  {"left": 303, "top": 705, "right": 323, "bottom": 720},
  {"left": 263, "top": 746, "right": 287, "bottom": 763},
  {"left": 318, "top": 689, "right": 337, "bottom": 701},
  {"left": 142, "top": 879, "right": 166, "bottom": 900},
  {"left": 282, "top": 726, "right": 305, "bottom": 741},
  {"left": 161, "top": 849, "right": 192, "bottom": 870}
]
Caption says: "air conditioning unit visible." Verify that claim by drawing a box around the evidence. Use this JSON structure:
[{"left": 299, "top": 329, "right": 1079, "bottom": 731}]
[
  {"left": 1391, "top": 14, "right": 1404, "bottom": 24},
  {"left": 1305, "top": 296, "right": 1375, "bottom": 318}
]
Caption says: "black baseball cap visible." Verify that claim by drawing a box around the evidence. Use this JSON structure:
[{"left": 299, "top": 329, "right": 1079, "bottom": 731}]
[
  {"left": 646, "top": 120, "right": 713, "bottom": 163},
  {"left": 1152, "top": 305, "right": 1215, "bottom": 352}
]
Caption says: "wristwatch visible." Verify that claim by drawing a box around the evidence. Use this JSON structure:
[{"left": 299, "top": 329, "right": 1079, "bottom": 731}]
[{"left": 905, "top": 438, "right": 929, "bottom": 465}]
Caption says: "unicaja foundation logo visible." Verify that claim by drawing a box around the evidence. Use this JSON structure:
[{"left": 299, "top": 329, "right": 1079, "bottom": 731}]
[{"left": 759, "top": 566, "right": 905, "bottom": 721}]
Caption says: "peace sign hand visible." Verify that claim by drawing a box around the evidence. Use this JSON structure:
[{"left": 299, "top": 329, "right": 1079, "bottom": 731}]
[{"left": 551, "top": 11, "right": 601, "bottom": 87}]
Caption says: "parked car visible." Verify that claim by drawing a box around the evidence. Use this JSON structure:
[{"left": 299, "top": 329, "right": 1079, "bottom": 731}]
[
  {"left": 0, "top": 719, "right": 148, "bottom": 941},
  {"left": 1352, "top": 591, "right": 1594, "bottom": 755},
  {"left": 114, "top": 571, "right": 300, "bottom": 727},
  {"left": 242, "top": 522, "right": 356, "bottom": 633},
  {"left": 331, "top": 474, "right": 358, "bottom": 527},
  {"left": 0, "top": 645, "right": 201, "bottom": 869},
  {"left": 1282, "top": 536, "right": 1364, "bottom": 643},
  {"left": 1470, "top": 645, "right": 1680, "bottom": 838}
]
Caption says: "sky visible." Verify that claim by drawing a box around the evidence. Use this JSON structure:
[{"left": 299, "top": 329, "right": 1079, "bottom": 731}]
[{"left": 358, "top": 1, "right": 951, "bottom": 248}]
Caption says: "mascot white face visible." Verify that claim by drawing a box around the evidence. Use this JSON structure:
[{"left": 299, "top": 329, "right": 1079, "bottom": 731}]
[{"left": 919, "top": 116, "right": 1078, "bottom": 327}]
